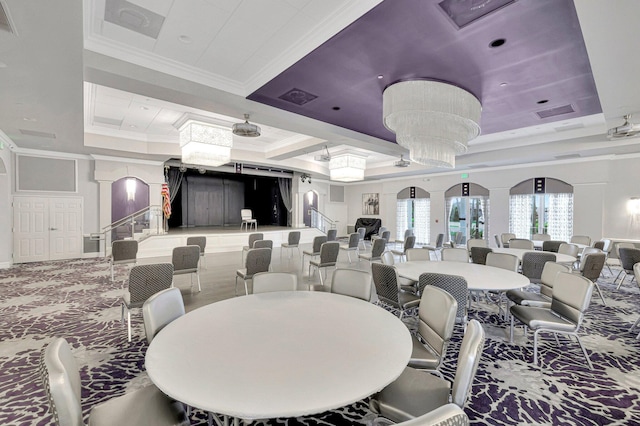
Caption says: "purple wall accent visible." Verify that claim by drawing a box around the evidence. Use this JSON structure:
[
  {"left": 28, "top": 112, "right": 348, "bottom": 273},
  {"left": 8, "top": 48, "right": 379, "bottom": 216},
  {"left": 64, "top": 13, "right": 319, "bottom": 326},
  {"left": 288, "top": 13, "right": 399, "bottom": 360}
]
[
  {"left": 111, "top": 177, "right": 150, "bottom": 222},
  {"left": 249, "top": 0, "right": 601, "bottom": 142}
]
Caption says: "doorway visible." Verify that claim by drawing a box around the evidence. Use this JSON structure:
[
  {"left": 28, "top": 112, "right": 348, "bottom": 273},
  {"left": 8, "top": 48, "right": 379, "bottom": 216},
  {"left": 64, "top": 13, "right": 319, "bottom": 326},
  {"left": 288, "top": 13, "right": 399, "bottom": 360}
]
[{"left": 445, "top": 183, "right": 489, "bottom": 245}]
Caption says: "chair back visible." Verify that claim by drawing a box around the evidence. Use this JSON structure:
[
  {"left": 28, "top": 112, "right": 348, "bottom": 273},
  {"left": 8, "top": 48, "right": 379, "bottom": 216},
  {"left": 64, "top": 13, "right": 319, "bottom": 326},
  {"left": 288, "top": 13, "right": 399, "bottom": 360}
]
[
  {"left": 381, "top": 251, "right": 395, "bottom": 265},
  {"left": 470, "top": 247, "right": 492, "bottom": 265},
  {"left": 532, "top": 233, "right": 551, "bottom": 241},
  {"left": 253, "top": 239, "right": 273, "bottom": 249},
  {"left": 248, "top": 233, "right": 264, "bottom": 248},
  {"left": 142, "top": 287, "right": 185, "bottom": 344},
  {"left": 580, "top": 246, "right": 601, "bottom": 259},
  {"left": 485, "top": 252, "right": 519, "bottom": 272},
  {"left": 404, "top": 229, "right": 414, "bottom": 239},
  {"left": 542, "top": 240, "right": 565, "bottom": 253},
  {"left": 466, "top": 238, "right": 487, "bottom": 252},
  {"left": 570, "top": 235, "right": 591, "bottom": 246},
  {"left": 509, "top": 239, "right": 534, "bottom": 250},
  {"left": 453, "top": 232, "right": 465, "bottom": 246},
  {"left": 240, "top": 209, "right": 253, "bottom": 220},
  {"left": 346, "top": 233, "right": 359, "bottom": 249},
  {"left": 318, "top": 241, "right": 340, "bottom": 266},
  {"left": 186, "top": 236, "right": 206, "bottom": 255},
  {"left": 400, "top": 404, "right": 469, "bottom": 426},
  {"left": 634, "top": 262, "right": 640, "bottom": 282},
  {"left": 580, "top": 252, "right": 606, "bottom": 282},
  {"left": 369, "top": 238, "right": 388, "bottom": 260},
  {"left": 501, "top": 233, "right": 516, "bottom": 247},
  {"left": 417, "top": 286, "right": 458, "bottom": 364},
  {"left": 434, "top": 233, "right": 445, "bottom": 249},
  {"left": 450, "top": 320, "right": 485, "bottom": 409},
  {"left": 252, "top": 272, "right": 297, "bottom": 294},
  {"left": 381, "top": 230, "right": 391, "bottom": 241},
  {"left": 172, "top": 245, "right": 200, "bottom": 273},
  {"left": 592, "top": 241, "right": 605, "bottom": 250},
  {"left": 601, "top": 238, "right": 613, "bottom": 254},
  {"left": 493, "top": 234, "right": 501, "bottom": 248},
  {"left": 521, "top": 252, "right": 556, "bottom": 282},
  {"left": 244, "top": 248, "right": 272, "bottom": 276},
  {"left": 40, "top": 338, "right": 83, "bottom": 426},
  {"left": 614, "top": 242, "right": 635, "bottom": 258},
  {"left": 357, "top": 227, "right": 366, "bottom": 241},
  {"left": 403, "top": 235, "right": 417, "bottom": 251},
  {"left": 558, "top": 243, "right": 579, "bottom": 257},
  {"left": 128, "top": 263, "right": 174, "bottom": 304},
  {"left": 550, "top": 272, "right": 594, "bottom": 327},
  {"left": 311, "top": 235, "right": 328, "bottom": 253},
  {"left": 441, "top": 248, "right": 469, "bottom": 263},
  {"left": 326, "top": 229, "right": 338, "bottom": 241},
  {"left": 378, "top": 226, "right": 388, "bottom": 235},
  {"left": 618, "top": 247, "right": 640, "bottom": 272},
  {"left": 331, "top": 268, "right": 372, "bottom": 301},
  {"left": 406, "top": 248, "right": 430, "bottom": 261},
  {"left": 539, "top": 262, "right": 571, "bottom": 298},
  {"left": 418, "top": 273, "right": 468, "bottom": 324},
  {"left": 371, "top": 262, "right": 400, "bottom": 306},
  {"left": 111, "top": 239, "right": 138, "bottom": 262},
  {"left": 286, "top": 231, "right": 301, "bottom": 246}
]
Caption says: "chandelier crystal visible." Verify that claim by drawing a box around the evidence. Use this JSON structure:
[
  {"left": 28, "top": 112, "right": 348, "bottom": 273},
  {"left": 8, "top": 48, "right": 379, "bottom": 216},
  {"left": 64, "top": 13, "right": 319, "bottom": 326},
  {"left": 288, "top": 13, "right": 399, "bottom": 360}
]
[
  {"left": 179, "top": 119, "right": 233, "bottom": 167},
  {"left": 329, "top": 152, "right": 366, "bottom": 182},
  {"left": 383, "top": 80, "right": 481, "bottom": 168}
]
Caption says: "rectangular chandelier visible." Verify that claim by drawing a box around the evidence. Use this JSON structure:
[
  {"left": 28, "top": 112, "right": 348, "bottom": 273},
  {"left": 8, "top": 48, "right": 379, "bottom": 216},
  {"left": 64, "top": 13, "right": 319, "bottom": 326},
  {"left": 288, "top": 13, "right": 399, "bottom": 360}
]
[
  {"left": 179, "top": 119, "right": 233, "bottom": 167},
  {"left": 329, "top": 152, "right": 366, "bottom": 182}
]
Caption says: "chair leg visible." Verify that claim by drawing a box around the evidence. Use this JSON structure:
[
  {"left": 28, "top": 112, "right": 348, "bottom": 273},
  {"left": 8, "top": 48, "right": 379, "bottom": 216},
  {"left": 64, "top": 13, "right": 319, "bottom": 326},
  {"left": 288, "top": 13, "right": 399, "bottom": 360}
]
[
  {"left": 575, "top": 335, "right": 594, "bottom": 370},
  {"left": 533, "top": 329, "right": 540, "bottom": 366},
  {"left": 196, "top": 272, "right": 201, "bottom": 292},
  {"left": 127, "top": 310, "right": 132, "bottom": 342},
  {"left": 234, "top": 276, "right": 239, "bottom": 297},
  {"left": 111, "top": 263, "right": 115, "bottom": 282},
  {"left": 244, "top": 279, "right": 249, "bottom": 296},
  {"left": 319, "top": 268, "right": 324, "bottom": 286},
  {"left": 593, "top": 281, "right": 606, "bottom": 305},
  {"left": 347, "top": 251, "right": 352, "bottom": 263},
  {"left": 630, "top": 316, "right": 640, "bottom": 332},
  {"left": 510, "top": 315, "right": 515, "bottom": 343}
]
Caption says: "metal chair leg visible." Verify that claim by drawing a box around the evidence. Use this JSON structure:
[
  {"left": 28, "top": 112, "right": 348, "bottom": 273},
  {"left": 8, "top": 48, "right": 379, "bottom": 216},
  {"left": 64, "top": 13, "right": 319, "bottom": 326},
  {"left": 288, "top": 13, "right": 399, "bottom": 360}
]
[
  {"left": 127, "top": 310, "right": 132, "bottom": 342},
  {"left": 593, "top": 282, "right": 606, "bottom": 305}
]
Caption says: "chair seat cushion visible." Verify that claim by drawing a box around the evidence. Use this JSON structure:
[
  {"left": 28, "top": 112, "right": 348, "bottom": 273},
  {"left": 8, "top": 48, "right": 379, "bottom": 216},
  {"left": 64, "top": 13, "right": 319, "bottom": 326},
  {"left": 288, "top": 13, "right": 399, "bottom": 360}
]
[
  {"left": 409, "top": 337, "right": 440, "bottom": 369},
  {"left": 510, "top": 305, "right": 576, "bottom": 332},
  {"left": 281, "top": 243, "right": 298, "bottom": 248},
  {"left": 390, "top": 250, "right": 404, "bottom": 256},
  {"left": 89, "top": 384, "right": 188, "bottom": 426},
  {"left": 310, "top": 260, "right": 336, "bottom": 268},
  {"left": 303, "top": 250, "right": 319, "bottom": 256},
  {"left": 506, "top": 289, "right": 551, "bottom": 307},
  {"left": 173, "top": 268, "right": 197, "bottom": 275},
  {"left": 373, "top": 367, "right": 451, "bottom": 423}
]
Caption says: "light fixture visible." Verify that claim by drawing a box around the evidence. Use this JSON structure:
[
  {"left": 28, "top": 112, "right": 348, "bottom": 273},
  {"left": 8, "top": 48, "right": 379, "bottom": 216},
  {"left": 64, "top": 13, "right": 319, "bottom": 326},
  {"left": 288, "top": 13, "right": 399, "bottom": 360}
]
[
  {"left": 125, "top": 178, "right": 137, "bottom": 201},
  {"left": 383, "top": 80, "right": 481, "bottom": 168},
  {"left": 232, "top": 114, "right": 261, "bottom": 137},
  {"left": 329, "top": 152, "right": 366, "bottom": 182},
  {"left": 178, "top": 118, "right": 233, "bottom": 167},
  {"left": 394, "top": 155, "right": 411, "bottom": 168},
  {"left": 300, "top": 173, "right": 311, "bottom": 184},
  {"left": 628, "top": 197, "right": 640, "bottom": 215}
]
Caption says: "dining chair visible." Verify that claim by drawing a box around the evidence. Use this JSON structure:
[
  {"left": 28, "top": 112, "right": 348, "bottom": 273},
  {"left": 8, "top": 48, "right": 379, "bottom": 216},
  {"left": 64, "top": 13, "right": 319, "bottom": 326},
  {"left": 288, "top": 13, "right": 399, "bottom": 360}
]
[
  {"left": 506, "top": 261, "right": 571, "bottom": 312},
  {"left": 371, "top": 227, "right": 388, "bottom": 244},
  {"left": 521, "top": 251, "right": 556, "bottom": 284},
  {"left": 253, "top": 239, "right": 273, "bottom": 268},
  {"left": 417, "top": 273, "right": 468, "bottom": 327},
  {"left": 570, "top": 235, "right": 591, "bottom": 246},
  {"left": 395, "top": 229, "right": 414, "bottom": 249},
  {"left": 592, "top": 240, "right": 605, "bottom": 250},
  {"left": 408, "top": 286, "right": 458, "bottom": 376},
  {"left": 369, "top": 320, "right": 485, "bottom": 423},
  {"left": 236, "top": 247, "right": 272, "bottom": 296},
  {"left": 371, "top": 262, "right": 420, "bottom": 320},
  {"left": 240, "top": 208, "right": 257, "bottom": 231},
  {"left": 121, "top": 263, "right": 174, "bottom": 342},
  {"left": 330, "top": 268, "right": 372, "bottom": 301},
  {"left": 358, "top": 237, "right": 387, "bottom": 264},
  {"left": 630, "top": 263, "right": 640, "bottom": 340},
  {"left": 109, "top": 239, "right": 138, "bottom": 282},
  {"left": 405, "top": 247, "right": 431, "bottom": 262},
  {"left": 423, "top": 233, "right": 444, "bottom": 260},
  {"left": 172, "top": 245, "right": 201, "bottom": 292},
  {"left": 357, "top": 227, "right": 367, "bottom": 250},
  {"left": 302, "top": 235, "right": 327, "bottom": 268},
  {"left": 398, "top": 403, "right": 469, "bottom": 426},
  {"left": 576, "top": 252, "right": 607, "bottom": 305},
  {"left": 391, "top": 235, "right": 416, "bottom": 262},
  {"left": 501, "top": 233, "right": 516, "bottom": 248},
  {"left": 142, "top": 287, "right": 185, "bottom": 344},
  {"left": 542, "top": 240, "right": 565, "bottom": 253},
  {"left": 186, "top": 236, "right": 206, "bottom": 269},
  {"left": 40, "top": 338, "right": 189, "bottom": 426},
  {"left": 339, "top": 233, "right": 360, "bottom": 263},
  {"left": 326, "top": 229, "right": 338, "bottom": 241},
  {"left": 242, "top": 232, "right": 264, "bottom": 263},
  {"left": 466, "top": 238, "right": 487, "bottom": 254},
  {"left": 308, "top": 241, "right": 340, "bottom": 286},
  {"left": 470, "top": 246, "right": 492, "bottom": 265},
  {"left": 615, "top": 247, "right": 640, "bottom": 289},
  {"left": 532, "top": 233, "right": 551, "bottom": 242},
  {"left": 493, "top": 234, "right": 501, "bottom": 248},
  {"left": 281, "top": 231, "right": 301, "bottom": 259},
  {"left": 558, "top": 243, "right": 579, "bottom": 258},
  {"left": 508, "top": 238, "right": 534, "bottom": 250},
  {"left": 510, "top": 271, "right": 594, "bottom": 369},
  {"left": 252, "top": 272, "right": 297, "bottom": 294},
  {"left": 441, "top": 247, "right": 469, "bottom": 263}
]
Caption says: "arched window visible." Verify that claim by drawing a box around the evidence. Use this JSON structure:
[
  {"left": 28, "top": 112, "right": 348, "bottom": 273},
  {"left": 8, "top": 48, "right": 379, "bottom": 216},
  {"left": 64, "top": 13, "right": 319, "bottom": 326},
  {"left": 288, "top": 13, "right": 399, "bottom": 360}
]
[
  {"left": 397, "top": 187, "right": 430, "bottom": 245},
  {"left": 509, "top": 178, "right": 573, "bottom": 241},
  {"left": 445, "top": 183, "right": 489, "bottom": 245}
]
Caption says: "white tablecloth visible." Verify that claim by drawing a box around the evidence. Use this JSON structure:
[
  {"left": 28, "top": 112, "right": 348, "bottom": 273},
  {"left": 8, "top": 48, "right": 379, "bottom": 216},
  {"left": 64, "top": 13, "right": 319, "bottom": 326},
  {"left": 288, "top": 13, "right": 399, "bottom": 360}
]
[{"left": 492, "top": 247, "right": 576, "bottom": 263}]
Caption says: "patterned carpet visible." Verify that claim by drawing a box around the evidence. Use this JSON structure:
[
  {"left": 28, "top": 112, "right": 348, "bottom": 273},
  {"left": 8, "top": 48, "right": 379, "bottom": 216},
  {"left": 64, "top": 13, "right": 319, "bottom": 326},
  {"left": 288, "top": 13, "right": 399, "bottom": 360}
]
[{"left": 1, "top": 258, "right": 639, "bottom": 425}]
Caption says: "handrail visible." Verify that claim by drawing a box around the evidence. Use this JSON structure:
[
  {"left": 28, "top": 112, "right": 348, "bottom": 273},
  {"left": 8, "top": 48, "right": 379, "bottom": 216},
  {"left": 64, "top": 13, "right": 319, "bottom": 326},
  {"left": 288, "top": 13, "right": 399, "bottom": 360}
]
[
  {"left": 102, "top": 205, "right": 159, "bottom": 231},
  {"left": 309, "top": 206, "right": 336, "bottom": 233},
  {"left": 91, "top": 205, "right": 165, "bottom": 256}
]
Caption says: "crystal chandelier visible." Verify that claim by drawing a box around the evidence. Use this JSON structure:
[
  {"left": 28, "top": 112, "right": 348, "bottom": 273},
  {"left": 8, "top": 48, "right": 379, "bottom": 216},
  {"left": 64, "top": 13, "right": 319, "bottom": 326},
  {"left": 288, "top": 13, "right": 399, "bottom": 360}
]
[
  {"left": 178, "top": 119, "right": 233, "bottom": 167},
  {"left": 329, "top": 152, "right": 366, "bottom": 182},
  {"left": 383, "top": 80, "right": 481, "bottom": 168}
]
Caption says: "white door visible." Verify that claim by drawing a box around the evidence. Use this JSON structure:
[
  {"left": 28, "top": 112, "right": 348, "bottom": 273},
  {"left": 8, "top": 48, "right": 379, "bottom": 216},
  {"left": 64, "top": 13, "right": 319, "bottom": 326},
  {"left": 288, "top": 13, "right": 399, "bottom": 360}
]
[{"left": 13, "top": 196, "right": 83, "bottom": 263}]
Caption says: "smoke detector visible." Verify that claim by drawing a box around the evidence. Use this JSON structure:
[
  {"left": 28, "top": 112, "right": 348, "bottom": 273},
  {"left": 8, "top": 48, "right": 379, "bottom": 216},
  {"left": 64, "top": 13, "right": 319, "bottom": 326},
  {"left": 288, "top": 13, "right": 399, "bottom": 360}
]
[
  {"left": 608, "top": 114, "right": 640, "bottom": 139},
  {"left": 394, "top": 155, "right": 411, "bottom": 167},
  {"left": 232, "top": 114, "right": 261, "bottom": 137}
]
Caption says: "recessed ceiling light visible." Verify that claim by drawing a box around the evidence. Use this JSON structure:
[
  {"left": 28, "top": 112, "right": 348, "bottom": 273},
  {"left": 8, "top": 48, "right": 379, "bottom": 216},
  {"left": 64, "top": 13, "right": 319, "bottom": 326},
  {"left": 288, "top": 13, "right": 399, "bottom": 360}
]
[
  {"left": 377, "top": 75, "right": 384, "bottom": 79},
  {"left": 332, "top": 106, "right": 341, "bottom": 111},
  {"left": 178, "top": 35, "right": 192, "bottom": 44},
  {"left": 23, "top": 117, "right": 37, "bottom": 122},
  {"left": 537, "top": 99, "right": 549, "bottom": 104},
  {"left": 499, "top": 82, "right": 508, "bottom": 87},
  {"left": 489, "top": 38, "right": 506, "bottom": 48},
  {"left": 140, "top": 106, "right": 149, "bottom": 110},
  {"left": 129, "top": 124, "right": 137, "bottom": 128}
]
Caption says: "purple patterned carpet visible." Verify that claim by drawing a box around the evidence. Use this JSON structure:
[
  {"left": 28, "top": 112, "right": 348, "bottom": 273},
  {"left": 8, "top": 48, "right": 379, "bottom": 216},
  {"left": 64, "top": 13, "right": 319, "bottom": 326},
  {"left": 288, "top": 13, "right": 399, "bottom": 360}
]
[{"left": 1, "top": 258, "right": 639, "bottom": 425}]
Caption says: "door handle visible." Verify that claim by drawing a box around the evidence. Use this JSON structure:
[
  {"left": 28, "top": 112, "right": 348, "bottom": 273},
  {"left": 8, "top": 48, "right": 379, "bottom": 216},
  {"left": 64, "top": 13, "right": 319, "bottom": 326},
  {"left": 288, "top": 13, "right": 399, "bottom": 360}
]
[{"left": 50, "top": 227, "right": 58, "bottom": 231}]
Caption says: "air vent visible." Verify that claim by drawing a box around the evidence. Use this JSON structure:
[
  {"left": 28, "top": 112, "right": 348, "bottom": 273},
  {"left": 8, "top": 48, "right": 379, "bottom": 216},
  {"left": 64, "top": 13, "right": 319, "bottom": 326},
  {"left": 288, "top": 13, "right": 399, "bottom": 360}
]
[
  {"left": 278, "top": 88, "right": 318, "bottom": 106},
  {"left": 536, "top": 104, "right": 575, "bottom": 119},
  {"left": 0, "top": 1, "right": 15, "bottom": 34},
  {"left": 104, "top": 0, "right": 165, "bottom": 39},
  {"left": 93, "top": 116, "right": 124, "bottom": 127},
  {"left": 19, "top": 129, "right": 56, "bottom": 139},
  {"left": 555, "top": 153, "right": 581, "bottom": 160},
  {"left": 439, "top": 0, "right": 517, "bottom": 29}
]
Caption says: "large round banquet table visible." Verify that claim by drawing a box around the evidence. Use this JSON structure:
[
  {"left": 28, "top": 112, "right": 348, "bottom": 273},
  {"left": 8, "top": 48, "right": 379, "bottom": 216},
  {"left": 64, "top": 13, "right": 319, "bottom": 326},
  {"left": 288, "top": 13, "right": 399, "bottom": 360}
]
[
  {"left": 145, "top": 291, "right": 412, "bottom": 423},
  {"left": 492, "top": 247, "right": 576, "bottom": 263}
]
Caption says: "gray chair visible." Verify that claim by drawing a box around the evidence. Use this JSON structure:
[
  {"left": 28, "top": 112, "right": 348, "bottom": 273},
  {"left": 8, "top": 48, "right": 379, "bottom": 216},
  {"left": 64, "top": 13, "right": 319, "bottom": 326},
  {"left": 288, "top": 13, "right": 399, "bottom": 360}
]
[
  {"left": 253, "top": 239, "right": 273, "bottom": 268},
  {"left": 340, "top": 233, "right": 360, "bottom": 263},
  {"left": 466, "top": 238, "right": 487, "bottom": 253},
  {"left": 303, "top": 235, "right": 327, "bottom": 268},
  {"left": 309, "top": 241, "right": 340, "bottom": 286},
  {"left": 398, "top": 404, "right": 469, "bottom": 426},
  {"left": 40, "top": 338, "right": 189, "bottom": 426},
  {"left": 370, "top": 320, "right": 485, "bottom": 423},
  {"left": 570, "top": 235, "right": 591, "bottom": 246},
  {"left": 240, "top": 208, "right": 257, "bottom": 231},
  {"left": 521, "top": 251, "right": 557, "bottom": 284},
  {"left": 326, "top": 229, "right": 338, "bottom": 241},
  {"left": 630, "top": 263, "right": 640, "bottom": 339},
  {"left": 509, "top": 238, "right": 534, "bottom": 250},
  {"left": 592, "top": 241, "right": 605, "bottom": 250},
  {"left": 615, "top": 247, "right": 640, "bottom": 289},
  {"left": 395, "top": 229, "right": 414, "bottom": 248},
  {"left": 423, "top": 233, "right": 444, "bottom": 260},
  {"left": 484, "top": 252, "right": 519, "bottom": 317},
  {"left": 510, "top": 271, "right": 594, "bottom": 369},
  {"left": 371, "top": 262, "right": 420, "bottom": 320},
  {"left": 172, "top": 245, "right": 201, "bottom": 292},
  {"left": 408, "top": 286, "right": 458, "bottom": 375},
  {"left": 358, "top": 237, "right": 387, "bottom": 264},
  {"left": 418, "top": 273, "right": 468, "bottom": 326},
  {"left": 558, "top": 243, "right": 579, "bottom": 258},
  {"left": 252, "top": 272, "right": 297, "bottom": 294},
  {"left": 501, "top": 233, "right": 516, "bottom": 248},
  {"left": 542, "top": 240, "right": 565, "bottom": 253},
  {"left": 242, "top": 232, "right": 264, "bottom": 263},
  {"left": 493, "top": 234, "right": 501, "bottom": 248},
  {"left": 405, "top": 247, "right": 431, "bottom": 262},
  {"left": 281, "top": 231, "right": 301, "bottom": 258},
  {"left": 391, "top": 235, "right": 417, "bottom": 262},
  {"left": 506, "top": 262, "right": 571, "bottom": 311},
  {"left": 576, "top": 252, "right": 607, "bottom": 305},
  {"left": 121, "top": 263, "right": 174, "bottom": 342},
  {"left": 186, "top": 236, "right": 206, "bottom": 269},
  {"left": 142, "top": 287, "right": 185, "bottom": 344},
  {"left": 109, "top": 239, "right": 138, "bottom": 282},
  {"left": 357, "top": 226, "right": 367, "bottom": 250},
  {"left": 236, "top": 247, "right": 272, "bottom": 296},
  {"left": 470, "top": 247, "right": 492, "bottom": 265},
  {"left": 441, "top": 247, "right": 469, "bottom": 263},
  {"left": 330, "top": 268, "right": 372, "bottom": 301}
]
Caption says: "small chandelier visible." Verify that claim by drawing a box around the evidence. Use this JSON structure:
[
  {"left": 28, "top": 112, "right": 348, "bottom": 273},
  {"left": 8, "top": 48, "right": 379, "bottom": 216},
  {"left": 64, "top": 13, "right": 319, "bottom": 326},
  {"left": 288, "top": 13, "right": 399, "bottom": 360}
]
[
  {"left": 178, "top": 119, "right": 233, "bottom": 167},
  {"left": 383, "top": 80, "right": 481, "bottom": 168},
  {"left": 329, "top": 152, "right": 366, "bottom": 182},
  {"left": 232, "top": 114, "right": 261, "bottom": 137}
]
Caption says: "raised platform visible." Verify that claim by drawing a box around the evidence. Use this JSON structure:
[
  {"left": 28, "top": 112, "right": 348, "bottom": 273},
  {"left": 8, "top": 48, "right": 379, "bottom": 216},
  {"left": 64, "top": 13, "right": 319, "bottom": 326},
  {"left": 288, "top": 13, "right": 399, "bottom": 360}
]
[{"left": 137, "top": 226, "right": 323, "bottom": 259}]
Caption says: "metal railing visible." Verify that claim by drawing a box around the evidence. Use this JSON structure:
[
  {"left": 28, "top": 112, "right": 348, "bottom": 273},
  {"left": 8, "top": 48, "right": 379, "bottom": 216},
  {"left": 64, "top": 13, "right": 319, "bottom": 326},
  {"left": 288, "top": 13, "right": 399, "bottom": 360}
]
[
  {"left": 309, "top": 207, "right": 336, "bottom": 234},
  {"left": 90, "top": 205, "right": 165, "bottom": 255}
]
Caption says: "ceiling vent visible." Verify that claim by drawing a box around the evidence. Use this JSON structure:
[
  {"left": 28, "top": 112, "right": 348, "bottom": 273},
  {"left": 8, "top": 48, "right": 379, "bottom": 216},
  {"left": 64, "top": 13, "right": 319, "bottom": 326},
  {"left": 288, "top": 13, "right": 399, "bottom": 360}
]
[
  {"left": 0, "top": 1, "right": 15, "bottom": 34},
  {"left": 394, "top": 155, "right": 411, "bottom": 167},
  {"left": 104, "top": 0, "right": 164, "bottom": 39},
  {"left": 19, "top": 129, "right": 56, "bottom": 139},
  {"left": 278, "top": 88, "right": 318, "bottom": 106},
  {"left": 439, "top": 0, "right": 517, "bottom": 29},
  {"left": 314, "top": 146, "right": 331, "bottom": 162},
  {"left": 607, "top": 114, "right": 640, "bottom": 139},
  {"left": 535, "top": 104, "right": 575, "bottom": 119},
  {"left": 232, "top": 114, "right": 261, "bottom": 137}
]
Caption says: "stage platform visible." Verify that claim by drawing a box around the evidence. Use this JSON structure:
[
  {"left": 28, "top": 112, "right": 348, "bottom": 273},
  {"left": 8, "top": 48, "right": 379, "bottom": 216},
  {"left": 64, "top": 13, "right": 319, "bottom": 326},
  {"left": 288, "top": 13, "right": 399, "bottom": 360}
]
[{"left": 137, "top": 225, "right": 324, "bottom": 258}]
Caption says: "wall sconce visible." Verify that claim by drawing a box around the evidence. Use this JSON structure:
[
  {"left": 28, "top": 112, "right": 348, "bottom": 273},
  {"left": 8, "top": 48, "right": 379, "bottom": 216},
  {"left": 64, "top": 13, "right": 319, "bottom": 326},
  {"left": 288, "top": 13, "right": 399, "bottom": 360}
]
[
  {"left": 628, "top": 197, "right": 640, "bottom": 215},
  {"left": 301, "top": 173, "right": 311, "bottom": 184},
  {"left": 125, "top": 178, "right": 137, "bottom": 201}
]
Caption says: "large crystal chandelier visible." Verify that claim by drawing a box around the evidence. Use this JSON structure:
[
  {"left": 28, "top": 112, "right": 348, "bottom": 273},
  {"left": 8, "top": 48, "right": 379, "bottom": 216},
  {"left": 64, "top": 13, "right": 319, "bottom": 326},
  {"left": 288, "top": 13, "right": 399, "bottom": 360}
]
[
  {"left": 329, "top": 152, "right": 366, "bottom": 182},
  {"left": 383, "top": 80, "right": 481, "bottom": 168},
  {"left": 178, "top": 119, "right": 233, "bottom": 167}
]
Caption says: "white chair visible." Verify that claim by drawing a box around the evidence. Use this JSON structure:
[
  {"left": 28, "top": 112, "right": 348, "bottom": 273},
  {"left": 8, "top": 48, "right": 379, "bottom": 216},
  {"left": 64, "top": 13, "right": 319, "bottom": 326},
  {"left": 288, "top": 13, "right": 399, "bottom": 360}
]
[
  {"left": 240, "top": 208, "right": 257, "bottom": 231},
  {"left": 331, "top": 268, "right": 372, "bottom": 301},
  {"left": 405, "top": 248, "right": 431, "bottom": 262},
  {"left": 570, "top": 235, "right": 591, "bottom": 246},
  {"left": 441, "top": 247, "right": 469, "bottom": 263},
  {"left": 142, "top": 287, "right": 185, "bottom": 344},
  {"left": 508, "top": 238, "right": 534, "bottom": 250},
  {"left": 252, "top": 272, "right": 297, "bottom": 294}
]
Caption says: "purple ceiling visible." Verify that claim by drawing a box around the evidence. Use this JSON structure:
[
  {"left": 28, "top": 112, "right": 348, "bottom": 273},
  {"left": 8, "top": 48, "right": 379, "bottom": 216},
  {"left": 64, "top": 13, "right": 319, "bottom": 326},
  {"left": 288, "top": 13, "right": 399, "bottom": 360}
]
[{"left": 248, "top": 0, "right": 601, "bottom": 143}]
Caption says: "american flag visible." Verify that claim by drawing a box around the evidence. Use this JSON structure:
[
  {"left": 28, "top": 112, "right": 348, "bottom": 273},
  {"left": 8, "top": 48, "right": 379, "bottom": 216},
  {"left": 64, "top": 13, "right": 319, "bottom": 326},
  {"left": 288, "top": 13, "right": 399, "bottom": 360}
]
[{"left": 161, "top": 183, "right": 171, "bottom": 218}]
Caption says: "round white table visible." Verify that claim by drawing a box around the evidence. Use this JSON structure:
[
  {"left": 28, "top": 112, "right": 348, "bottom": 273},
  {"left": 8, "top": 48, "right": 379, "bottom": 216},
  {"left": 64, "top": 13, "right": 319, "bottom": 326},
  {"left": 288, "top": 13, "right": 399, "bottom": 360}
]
[
  {"left": 394, "top": 260, "right": 530, "bottom": 291},
  {"left": 492, "top": 247, "right": 576, "bottom": 263},
  {"left": 145, "top": 291, "right": 412, "bottom": 422},
  {"left": 532, "top": 240, "right": 588, "bottom": 251}
]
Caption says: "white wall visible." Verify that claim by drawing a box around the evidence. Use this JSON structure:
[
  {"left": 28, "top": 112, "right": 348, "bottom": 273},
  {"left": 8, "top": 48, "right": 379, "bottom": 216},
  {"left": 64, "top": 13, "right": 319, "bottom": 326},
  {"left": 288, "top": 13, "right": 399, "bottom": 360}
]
[{"left": 0, "top": 148, "right": 12, "bottom": 268}]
